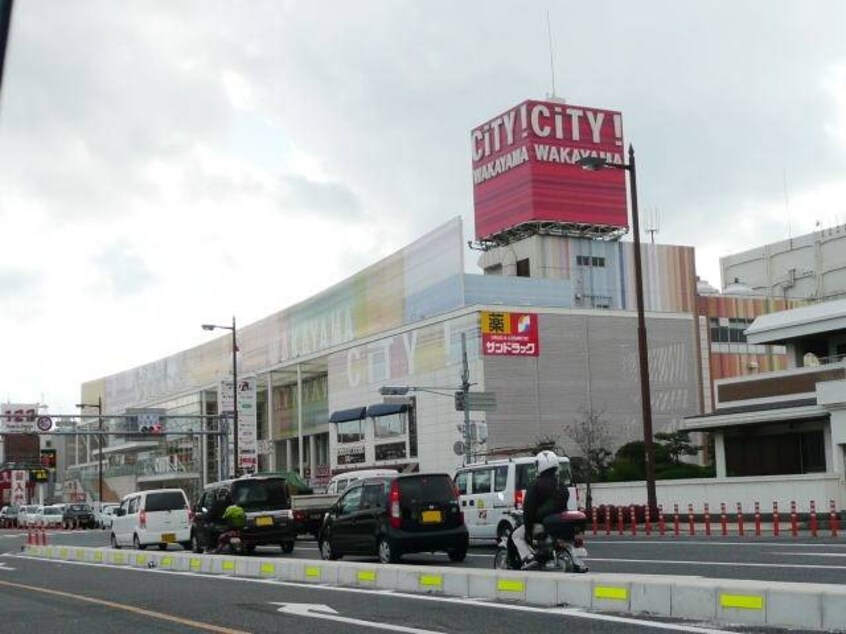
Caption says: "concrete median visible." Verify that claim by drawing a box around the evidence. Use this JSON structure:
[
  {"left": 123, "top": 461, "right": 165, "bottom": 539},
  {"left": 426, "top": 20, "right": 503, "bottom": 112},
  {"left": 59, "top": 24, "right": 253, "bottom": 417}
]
[{"left": 21, "top": 544, "right": 846, "bottom": 632}]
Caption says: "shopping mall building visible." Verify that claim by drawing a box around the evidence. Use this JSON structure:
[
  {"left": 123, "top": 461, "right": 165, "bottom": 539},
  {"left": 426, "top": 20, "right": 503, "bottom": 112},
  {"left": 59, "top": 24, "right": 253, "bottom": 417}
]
[{"left": 64, "top": 98, "right": 797, "bottom": 502}]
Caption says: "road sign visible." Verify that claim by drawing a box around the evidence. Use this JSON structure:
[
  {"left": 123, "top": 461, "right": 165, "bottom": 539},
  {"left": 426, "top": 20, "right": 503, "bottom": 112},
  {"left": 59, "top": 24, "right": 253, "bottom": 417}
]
[
  {"left": 36, "top": 416, "right": 54, "bottom": 432},
  {"left": 453, "top": 441, "right": 465, "bottom": 456},
  {"left": 454, "top": 391, "right": 497, "bottom": 412}
]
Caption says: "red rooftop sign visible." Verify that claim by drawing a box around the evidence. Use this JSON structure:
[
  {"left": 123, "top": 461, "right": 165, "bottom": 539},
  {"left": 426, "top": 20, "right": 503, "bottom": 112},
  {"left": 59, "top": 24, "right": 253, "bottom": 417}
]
[{"left": 471, "top": 99, "right": 628, "bottom": 240}]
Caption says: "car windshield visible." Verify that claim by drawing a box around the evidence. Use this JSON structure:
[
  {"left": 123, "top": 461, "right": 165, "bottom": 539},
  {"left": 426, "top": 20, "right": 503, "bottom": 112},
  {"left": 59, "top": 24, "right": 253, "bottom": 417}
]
[
  {"left": 44, "top": 508, "right": 61, "bottom": 515},
  {"left": 145, "top": 491, "right": 187, "bottom": 512},
  {"left": 69, "top": 504, "right": 91, "bottom": 511},
  {"left": 231, "top": 479, "right": 288, "bottom": 511}
]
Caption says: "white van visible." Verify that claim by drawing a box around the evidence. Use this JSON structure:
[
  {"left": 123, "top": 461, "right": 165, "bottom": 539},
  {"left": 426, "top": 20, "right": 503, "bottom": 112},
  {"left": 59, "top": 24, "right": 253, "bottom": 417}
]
[
  {"left": 325, "top": 469, "right": 399, "bottom": 495},
  {"left": 110, "top": 489, "right": 192, "bottom": 550},
  {"left": 453, "top": 456, "right": 574, "bottom": 541}
]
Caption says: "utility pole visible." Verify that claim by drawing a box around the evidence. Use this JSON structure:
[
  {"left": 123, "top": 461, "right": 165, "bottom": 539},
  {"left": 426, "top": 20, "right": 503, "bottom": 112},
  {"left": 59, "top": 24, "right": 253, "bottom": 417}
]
[{"left": 461, "top": 333, "right": 472, "bottom": 466}]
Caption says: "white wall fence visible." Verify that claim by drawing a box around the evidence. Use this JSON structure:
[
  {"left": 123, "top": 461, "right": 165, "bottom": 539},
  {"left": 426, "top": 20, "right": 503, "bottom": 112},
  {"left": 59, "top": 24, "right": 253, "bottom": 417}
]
[{"left": 586, "top": 474, "right": 845, "bottom": 513}]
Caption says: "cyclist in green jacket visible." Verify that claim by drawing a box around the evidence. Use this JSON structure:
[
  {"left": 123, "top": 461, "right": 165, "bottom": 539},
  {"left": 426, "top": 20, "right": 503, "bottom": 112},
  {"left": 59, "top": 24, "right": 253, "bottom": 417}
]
[{"left": 216, "top": 502, "right": 246, "bottom": 554}]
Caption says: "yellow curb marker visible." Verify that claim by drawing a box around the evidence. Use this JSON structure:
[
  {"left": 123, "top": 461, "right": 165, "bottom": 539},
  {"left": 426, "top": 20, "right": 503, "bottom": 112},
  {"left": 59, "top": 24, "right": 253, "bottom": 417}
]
[
  {"left": 222, "top": 560, "right": 235, "bottom": 572},
  {"left": 260, "top": 563, "right": 275, "bottom": 576},
  {"left": 113, "top": 553, "right": 124, "bottom": 564},
  {"left": 161, "top": 557, "right": 173, "bottom": 567},
  {"left": 94, "top": 551, "right": 103, "bottom": 562},
  {"left": 595, "top": 586, "right": 628, "bottom": 601},
  {"left": 720, "top": 594, "right": 764, "bottom": 610},
  {"left": 419, "top": 574, "right": 443, "bottom": 588},
  {"left": 357, "top": 570, "right": 376, "bottom": 582},
  {"left": 75, "top": 549, "right": 84, "bottom": 561},
  {"left": 305, "top": 566, "right": 321, "bottom": 579},
  {"left": 497, "top": 579, "right": 525, "bottom": 593},
  {"left": 190, "top": 558, "right": 202, "bottom": 570}
]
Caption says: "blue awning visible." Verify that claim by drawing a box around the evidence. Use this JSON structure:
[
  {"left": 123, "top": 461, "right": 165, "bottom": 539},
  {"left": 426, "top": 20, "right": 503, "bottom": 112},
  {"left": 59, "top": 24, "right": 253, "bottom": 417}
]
[
  {"left": 366, "top": 403, "right": 408, "bottom": 418},
  {"left": 328, "top": 407, "right": 367, "bottom": 423}
]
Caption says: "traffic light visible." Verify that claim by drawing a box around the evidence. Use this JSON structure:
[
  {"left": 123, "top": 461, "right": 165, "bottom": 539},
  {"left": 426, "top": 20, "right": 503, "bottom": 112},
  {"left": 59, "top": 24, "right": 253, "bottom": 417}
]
[{"left": 139, "top": 422, "right": 163, "bottom": 434}]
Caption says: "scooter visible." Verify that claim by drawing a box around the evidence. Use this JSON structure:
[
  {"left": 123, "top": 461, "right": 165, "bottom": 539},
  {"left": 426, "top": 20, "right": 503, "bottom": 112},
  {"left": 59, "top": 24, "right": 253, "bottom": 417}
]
[{"left": 494, "top": 509, "right": 589, "bottom": 572}]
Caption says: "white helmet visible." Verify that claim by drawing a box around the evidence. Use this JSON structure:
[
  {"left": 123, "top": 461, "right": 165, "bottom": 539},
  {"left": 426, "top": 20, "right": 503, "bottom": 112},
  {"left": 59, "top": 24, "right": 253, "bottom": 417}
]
[{"left": 536, "top": 450, "right": 559, "bottom": 475}]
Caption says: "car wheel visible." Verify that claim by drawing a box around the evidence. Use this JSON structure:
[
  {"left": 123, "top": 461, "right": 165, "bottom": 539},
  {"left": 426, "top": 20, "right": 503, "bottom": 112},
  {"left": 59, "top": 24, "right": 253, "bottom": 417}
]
[
  {"left": 191, "top": 532, "right": 203, "bottom": 554},
  {"left": 319, "top": 537, "right": 340, "bottom": 561},
  {"left": 158, "top": 543, "right": 168, "bottom": 551},
  {"left": 447, "top": 545, "right": 468, "bottom": 563},
  {"left": 496, "top": 521, "right": 513, "bottom": 542},
  {"left": 280, "top": 541, "right": 295, "bottom": 554},
  {"left": 133, "top": 534, "right": 146, "bottom": 550},
  {"left": 110, "top": 533, "right": 121, "bottom": 550},
  {"left": 377, "top": 536, "right": 399, "bottom": 564}
]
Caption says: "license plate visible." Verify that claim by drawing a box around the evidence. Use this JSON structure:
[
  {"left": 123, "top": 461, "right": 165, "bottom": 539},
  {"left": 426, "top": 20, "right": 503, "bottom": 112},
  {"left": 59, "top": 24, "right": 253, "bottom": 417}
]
[
  {"left": 421, "top": 510, "right": 442, "bottom": 524},
  {"left": 256, "top": 516, "right": 273, "bottom": 527},
  {"left": 161, "top": 533, "right": 176, "bottom": 543}
]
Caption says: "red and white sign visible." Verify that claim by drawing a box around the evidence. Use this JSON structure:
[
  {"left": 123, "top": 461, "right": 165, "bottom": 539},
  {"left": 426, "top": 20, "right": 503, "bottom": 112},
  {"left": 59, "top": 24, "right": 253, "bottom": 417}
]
[
  {"left": 471, "top": 99, "right": 627, "bottom": 240},
  {"left": 481, "top": 312, "right": 540, "bottom": 357},
  {"left": 11, "top": 470, "right": 27, "bottom": 507},
  {"left": 1, "top": 402, "right": 38, "bottom": 433}
]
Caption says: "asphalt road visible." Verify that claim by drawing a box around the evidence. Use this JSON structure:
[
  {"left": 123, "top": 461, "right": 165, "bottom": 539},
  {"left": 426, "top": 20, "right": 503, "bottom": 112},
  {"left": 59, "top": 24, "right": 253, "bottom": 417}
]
[
  {"left": 3, "top": 529, "right": 846, "bottom": 585},
  {"left": 0, "top": 542, "right": 825, "bottom": 634}
]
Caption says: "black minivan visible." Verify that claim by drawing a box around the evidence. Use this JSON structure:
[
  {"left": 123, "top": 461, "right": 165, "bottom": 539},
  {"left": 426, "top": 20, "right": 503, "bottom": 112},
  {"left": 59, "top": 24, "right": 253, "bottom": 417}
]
[
  {"left": 318, "top": 473, "right": 468, "bottom": 564},
  {"left": 190, "top": 476, "right": 298, "bottom": 554}
]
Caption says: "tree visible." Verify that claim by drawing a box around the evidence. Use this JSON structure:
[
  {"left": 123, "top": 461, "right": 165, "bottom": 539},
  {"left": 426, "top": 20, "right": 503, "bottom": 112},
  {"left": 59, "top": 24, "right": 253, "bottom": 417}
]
[
  {"left": 654, "top": 430, "right": 701, "bottom": 465},
  {"left": 564, "top": 408, "right": 613, "bottom": 510}
]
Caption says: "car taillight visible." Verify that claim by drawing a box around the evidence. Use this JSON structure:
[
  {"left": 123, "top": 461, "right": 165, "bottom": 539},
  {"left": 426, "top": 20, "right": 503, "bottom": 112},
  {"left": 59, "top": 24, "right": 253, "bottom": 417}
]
[
  {"left": 389, "top": 481, "right": 401, "bottom": 529},
  {"left": 514, "top": 489, "right": 524, "bottom": 509},
  {"left": 139, "top": 510, "right": 147, "bottom": 529},
  {"left": 188, "top": 509, "right": 195, "bottom": 523},
  {"left": 294, "top": 510, "right": 306, "bottom": 524}
]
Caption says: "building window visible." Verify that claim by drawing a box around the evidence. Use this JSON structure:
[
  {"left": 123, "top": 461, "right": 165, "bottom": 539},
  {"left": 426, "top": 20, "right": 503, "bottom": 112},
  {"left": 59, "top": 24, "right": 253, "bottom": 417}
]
[
  {"left": 516, "top": 258, "right": 530, "bottom": 277},
  {"left": 576, "top": 255, "right": 606, "bottom": 267},
  {"left": 336, "top": 419, "right": 364, "bottom": 444},
  {"left": 373, "top": 413, "right": 406, "bottom": 439},
  {"left": 709, "top": 317, "right": 754, "bottom": 344}
]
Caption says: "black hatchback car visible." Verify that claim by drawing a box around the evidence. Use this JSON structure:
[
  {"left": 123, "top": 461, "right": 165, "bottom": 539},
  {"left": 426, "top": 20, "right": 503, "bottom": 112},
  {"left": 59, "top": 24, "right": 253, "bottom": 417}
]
[
  {"left": 190, "top": 476, "right": 297, "bottom": 554},
  {"left": 63, "top": 503, "right": 95, "bottom": 529},
  {"left": 318, "top": 473, "right": 468, "bottom": 564}
]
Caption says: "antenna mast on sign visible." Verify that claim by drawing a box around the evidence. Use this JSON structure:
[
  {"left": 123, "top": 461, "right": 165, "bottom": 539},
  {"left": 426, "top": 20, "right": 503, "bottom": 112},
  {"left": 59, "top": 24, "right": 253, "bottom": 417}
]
[
  {"left": 644, "top": 206, "right": 660, "bottom": 244},
  {"left": 546, "top": 11, "right": 558, "bottom": 99}
]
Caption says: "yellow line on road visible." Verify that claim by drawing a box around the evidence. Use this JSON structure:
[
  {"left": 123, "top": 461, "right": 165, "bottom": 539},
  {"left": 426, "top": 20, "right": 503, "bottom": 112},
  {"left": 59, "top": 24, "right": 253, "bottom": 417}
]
[{"left": 0, "top": 579, "right": 250, "bottom": 633}]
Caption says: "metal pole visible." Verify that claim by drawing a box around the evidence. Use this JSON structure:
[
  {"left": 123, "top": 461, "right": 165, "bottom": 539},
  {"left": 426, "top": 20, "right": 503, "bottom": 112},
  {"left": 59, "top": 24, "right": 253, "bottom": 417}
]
[
  {"left": 627, "top": 144, "right": 657, "bottom": 511},
  {"left": 297, "top": 363, "right": 304, "bottom": 478},
  {"left": 232, "top": 315, "right": 239, "bottom": 477},
  {"left": 97, "top": 395, "right": 103, "bottom": 504},
  {"left": 461, "top": 333, "right": 471, "bottom": 466}
]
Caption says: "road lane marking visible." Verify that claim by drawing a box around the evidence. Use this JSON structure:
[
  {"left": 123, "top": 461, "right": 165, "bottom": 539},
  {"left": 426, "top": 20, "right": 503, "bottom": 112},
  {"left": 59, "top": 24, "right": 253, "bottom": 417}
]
[
  {"left": 272, "top": 602, "right": 444, "bottom": 634},
  {"left": 0, "top": 578, "right": 249, "bottom": 633},
  {"left": 0, "top": 562, "right": 15, "bottom": 571},
  {"left": 9, "top": 554, "right": 735, "bottom": 633},
  {"left": 772, "top": 552, "right": 846, "bottom": 558}
]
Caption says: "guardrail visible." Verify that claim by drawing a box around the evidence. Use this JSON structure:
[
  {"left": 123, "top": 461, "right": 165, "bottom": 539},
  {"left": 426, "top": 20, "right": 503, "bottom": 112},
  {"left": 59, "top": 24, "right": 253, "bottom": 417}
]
[{"left": 22, "top": 545, "right": 846, "bottom": 631}]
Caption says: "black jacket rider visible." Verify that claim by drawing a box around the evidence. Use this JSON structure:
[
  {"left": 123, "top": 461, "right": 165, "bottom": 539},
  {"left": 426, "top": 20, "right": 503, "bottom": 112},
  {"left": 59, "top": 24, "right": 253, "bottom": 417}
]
[{"left": 522, "top": 469, "right": 568, "bottom": 543}]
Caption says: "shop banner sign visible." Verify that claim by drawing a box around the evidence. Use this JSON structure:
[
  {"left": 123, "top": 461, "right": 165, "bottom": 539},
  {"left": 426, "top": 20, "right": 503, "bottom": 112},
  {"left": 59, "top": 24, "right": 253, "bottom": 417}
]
[
  {"left": 481, "top": 312, "right": 540, "bottom": 356},
  {"left": 237, "top": 378, "right": 258, "bottom": 472}
]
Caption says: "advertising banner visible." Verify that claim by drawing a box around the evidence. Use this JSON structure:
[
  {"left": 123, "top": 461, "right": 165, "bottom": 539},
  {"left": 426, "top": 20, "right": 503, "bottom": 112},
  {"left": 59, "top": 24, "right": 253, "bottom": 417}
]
[
  {"left": 11, "top": 470, "right": 27, "bottom": 507},
  {"left": 471, "top": 99, "right": 627, "bottom": 240},
  {"left": 237, "top": 378, "right": 258, "bottom": 472},
  {"left": 481, "top": 312, "right": 540, "bottom": 356},
  {"left": 1, "top": 403, "right": 38, "bottom": 433}
]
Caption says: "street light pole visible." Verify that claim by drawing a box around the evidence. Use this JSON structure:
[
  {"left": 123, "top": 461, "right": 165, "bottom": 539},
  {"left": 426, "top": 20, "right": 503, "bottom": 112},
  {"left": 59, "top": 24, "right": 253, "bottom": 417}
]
[
  {"left": 75, "top": 398, "right": 103, "bottom": 504},
  {"left": 202, "top": 316, "right": 238, "bottom": 477},
  {"left": 578, "top": 144, "right": 657, "bottom": 511}
]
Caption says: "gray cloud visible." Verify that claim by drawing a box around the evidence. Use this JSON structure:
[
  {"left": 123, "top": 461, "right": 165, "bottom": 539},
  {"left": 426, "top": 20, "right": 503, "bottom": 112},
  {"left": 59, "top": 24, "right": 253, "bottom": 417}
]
[
  {"left": 277, "top": 174, "right": 361, "bottom": 217},
  {"left": 94, "top": 245, "right": 156, "bottom": 296}
]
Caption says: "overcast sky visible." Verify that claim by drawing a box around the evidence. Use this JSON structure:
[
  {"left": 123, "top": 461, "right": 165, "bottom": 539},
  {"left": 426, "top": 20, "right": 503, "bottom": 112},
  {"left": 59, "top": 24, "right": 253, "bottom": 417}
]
[{"left": 0, "top": 0, "right": 844, "bottom": 416}]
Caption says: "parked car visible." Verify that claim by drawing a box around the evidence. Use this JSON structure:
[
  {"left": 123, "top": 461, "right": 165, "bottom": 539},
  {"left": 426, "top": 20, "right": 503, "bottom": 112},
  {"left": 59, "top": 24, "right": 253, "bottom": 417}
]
[
  {"left": 38, "top": 505, "right": 64, "bottom": 528},
  {"left": 110, "top": 489, "right": 192, "bottom": 551},
  {"left": 18, "top": 505, "right": 39, "bottom": 528},
  {"left": 326, "top": 469, "right": 398, "bottom": 495},
  {"left": 0, "top": 505, "right": 18, "bottom": 528},
  {"left": 318, "top": 472, "right": 468, "bottom": 564},
  {"left": 453, "top": 456, "right": 574, "bottom": 541},
  {"left": 191, "top": 475, "right": 297, "bottom": 554},
  {"left": 98, "top": 504, "right": 119, "bottom": 529},
  {"left": 63, "top": 503, "right": 95, "bottom": 529}
]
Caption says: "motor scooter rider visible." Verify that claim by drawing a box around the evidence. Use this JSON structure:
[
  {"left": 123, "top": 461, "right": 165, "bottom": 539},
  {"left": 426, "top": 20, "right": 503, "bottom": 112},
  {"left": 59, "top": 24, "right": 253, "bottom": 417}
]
[
  {"left": 215, "top": 498, "right": 246, "bottom": 554},
  {"left": 510, "top": 450, "right": 569, "bottom": 569}
]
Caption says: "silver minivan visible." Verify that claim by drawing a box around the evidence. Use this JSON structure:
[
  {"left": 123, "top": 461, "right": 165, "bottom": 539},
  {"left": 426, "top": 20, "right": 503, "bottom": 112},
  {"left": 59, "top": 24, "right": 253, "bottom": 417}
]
[{"left": 110, "top": 489, "right": 192, "bottom": 550}]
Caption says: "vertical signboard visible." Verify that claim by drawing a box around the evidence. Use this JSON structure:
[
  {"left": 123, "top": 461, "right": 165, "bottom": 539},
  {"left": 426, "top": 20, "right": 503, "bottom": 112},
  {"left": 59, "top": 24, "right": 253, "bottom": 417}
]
[
  {"left": 11, "top": 469, "right": 27, "bottom": 507},
  {"left": 218, "top": 379, "right": 235, "bottom": 476},
  {"left": 237, "top": 378, "right": 258, "bottom": 472},
  {"left": 481, "top": 312, "right": 540, "bottom": 356}
]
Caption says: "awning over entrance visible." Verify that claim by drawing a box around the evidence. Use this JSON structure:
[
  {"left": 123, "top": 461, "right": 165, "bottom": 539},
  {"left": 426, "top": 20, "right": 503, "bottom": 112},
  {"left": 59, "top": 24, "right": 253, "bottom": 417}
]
[
  {"left": 366, "top": 403, "right": 409, "bottom": 418},
  {"left": 682, "top": 399, "right": 825, "bottom": 432},
  {"left": 328, "top": 407, "right": 366, "bottom": 423}
]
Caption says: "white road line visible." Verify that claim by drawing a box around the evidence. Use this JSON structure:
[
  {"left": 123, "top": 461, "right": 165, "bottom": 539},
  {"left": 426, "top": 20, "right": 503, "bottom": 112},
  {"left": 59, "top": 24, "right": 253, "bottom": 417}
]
[
  {"left": 771, "top": 552, "right": 846, "bottom": 558},
  {"left": 7, "top": 554, "right": 731, "bottom": 633}
]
